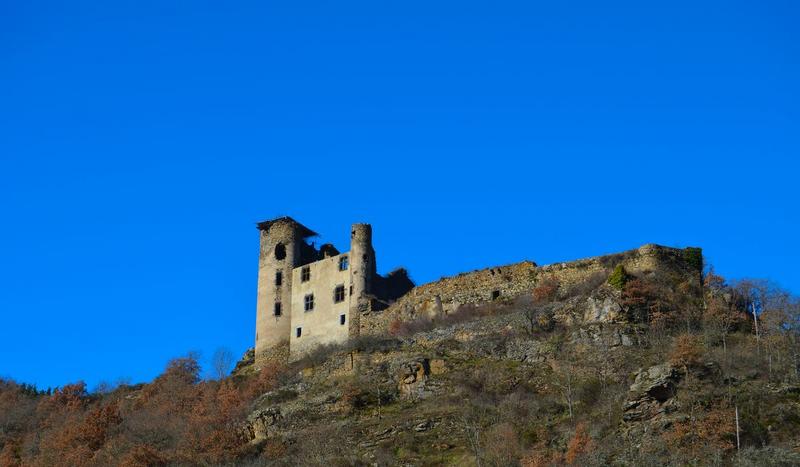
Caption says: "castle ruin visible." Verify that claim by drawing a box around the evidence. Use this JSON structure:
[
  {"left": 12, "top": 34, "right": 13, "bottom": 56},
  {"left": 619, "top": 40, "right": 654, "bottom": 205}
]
[
  {"left": 254, "top": 217, "right": 413, "bottom": 363},
  {"left": 255, "top": 217, "right": 702, "bottom": 366}
]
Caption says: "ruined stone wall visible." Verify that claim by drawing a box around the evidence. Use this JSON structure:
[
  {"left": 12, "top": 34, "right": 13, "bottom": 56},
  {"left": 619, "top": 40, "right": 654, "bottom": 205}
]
[
  {"left": 359, "top": 261, "right": 538, "bottom": 335},
  {"left": 359, "top": 244, "right": 699, "bottom": 336}
]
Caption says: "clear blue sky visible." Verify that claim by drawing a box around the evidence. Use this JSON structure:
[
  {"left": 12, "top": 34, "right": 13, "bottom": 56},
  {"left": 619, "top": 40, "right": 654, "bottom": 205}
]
[{"left": 1, "top": 1, "right": 798, "bottom": 389}]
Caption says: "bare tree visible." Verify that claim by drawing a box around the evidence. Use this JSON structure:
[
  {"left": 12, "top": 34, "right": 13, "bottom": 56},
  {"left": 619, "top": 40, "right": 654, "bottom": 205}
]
[
  {"left": 519, "top": 294, "right": 555, "bottom": 335},
  {"left": 211, "top": 347, "right": 235, "bottom": 380},
  {"left": 703, "top": 292, "right": 741, "bottom": 357},
  {"left": 734, "top": 279, "right": 799, "bottom": 378},
  {"left": 552, "top": 346, "right": 584, "bottom": 422}
]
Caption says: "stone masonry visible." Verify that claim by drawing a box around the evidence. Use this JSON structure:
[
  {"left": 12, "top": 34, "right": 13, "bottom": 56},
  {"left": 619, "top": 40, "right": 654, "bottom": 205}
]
[
  {"left": 254, "top": 217, "right": 413, "bottom": 365},
  {"left": 254, "top": 217, "right": 701, "bottom": 365}
]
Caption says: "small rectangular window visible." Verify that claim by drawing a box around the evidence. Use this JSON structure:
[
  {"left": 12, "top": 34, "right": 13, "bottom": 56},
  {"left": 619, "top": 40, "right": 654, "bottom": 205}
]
[
  {"left": 340, "top": 314, "right": 346, "bottom": 326},
  {"left": 275, "top": 271, "right": 282, "bottom": 286},
  {"left": 334, "top": 285, "right": 346, "bottom": 303},
  {"left": 301, "top": 266, "right": 311, "bottom": 282},
  {"left": 339, "top": 256, "right": 349, "bottom": 271},
  {"left": 296, "top": 327, "right": 302, "bottom": 338},
  {"left": 274, "top": 302, "right": 282, "bottom": 316},
  {"left": 304, "top": 293, "right": 314, "bottom": 312}
]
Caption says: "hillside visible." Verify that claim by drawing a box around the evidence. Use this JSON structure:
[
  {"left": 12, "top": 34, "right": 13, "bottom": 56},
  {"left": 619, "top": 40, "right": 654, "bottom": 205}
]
[{"left": 2, "top": 251, "right": 799, "bottom": 466}]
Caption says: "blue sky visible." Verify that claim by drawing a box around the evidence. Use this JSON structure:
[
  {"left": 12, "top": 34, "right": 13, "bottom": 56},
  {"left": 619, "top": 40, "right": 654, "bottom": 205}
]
[{"left": 1, "top": 1, "right": 798, "bottom": 389}]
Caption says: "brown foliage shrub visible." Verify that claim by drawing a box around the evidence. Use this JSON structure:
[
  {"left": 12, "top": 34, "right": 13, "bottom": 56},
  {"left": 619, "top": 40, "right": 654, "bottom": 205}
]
[
  {"left": 663, "top": 404, "right": 736, "bottom": 456},
  {"left": 621, "top": 279, "right": 666, "bottom": 324},
  {"left": 521, "top": 446, "right": 562, "bottom": 467},
  {"left": 262, "top": 439, "right": 288, "bottom": 460},
  {"left": 44, "top": 382, "right": 88, "bottom": 412},
  {"left": 118, "top": 444, "right": 169, "bottom": 467},
  {"left": 565, "top": 422, "right": 593, "bottom": 464},
  {"left": 533, "top": 279, "right": 560, "bottom": 303},
  {"left": 483, "top": 422, "right": 521, "bottom": 465},
  {"left": 0, "top": 440, "right": 21, "bottom": 467},
  {"left": 669, "top": 334, "right": 704, "bottom": 370},
  {"left": 242, "top": 361, "right": 283, "bottom": 399}
]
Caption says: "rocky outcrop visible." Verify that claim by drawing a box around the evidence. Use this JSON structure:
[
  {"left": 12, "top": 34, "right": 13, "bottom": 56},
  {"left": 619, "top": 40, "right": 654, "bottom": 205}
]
[
  {"left": 573, "top": 325, "right": 636, "bottom": 348},
  {"left": 246, "top": 407, "right": 282, "bottom": 442},
  {"left": 623, "top": 364, "right": 680, "bottom": 422},
  {"left": 398, "top": 359, "right": 430, "bottom": 400},
  {"left": 231, "top": 348, "right": 255, "bottom": 377},
  {"left": 584, "top": 291, "right": 623, "bottom": 323},
  {"left": 505, "top": 337, "right": 546, "bottom": 362}
]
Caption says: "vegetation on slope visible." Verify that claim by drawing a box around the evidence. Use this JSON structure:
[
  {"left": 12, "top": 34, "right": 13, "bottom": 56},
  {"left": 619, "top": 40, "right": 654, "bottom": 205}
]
[{"left": 1, "top": 265, "right": 799, "bottom": 466}]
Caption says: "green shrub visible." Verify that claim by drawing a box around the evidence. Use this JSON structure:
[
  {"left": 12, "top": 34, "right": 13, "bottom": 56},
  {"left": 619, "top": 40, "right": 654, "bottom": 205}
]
[
  {"left": 607, "top": 264, "right": 629, "bottom": 290},
  {"left": 683, "top": 247, "right": 703, "bottom": 272}
]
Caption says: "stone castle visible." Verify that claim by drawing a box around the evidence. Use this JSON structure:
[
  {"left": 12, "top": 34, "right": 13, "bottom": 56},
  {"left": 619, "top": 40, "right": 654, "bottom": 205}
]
[
  {"left": 254, "top": 217, "right": 701, "bottom": 365},
  {"left": 254, "top": 217, "right": 414, "bottom": 363}
]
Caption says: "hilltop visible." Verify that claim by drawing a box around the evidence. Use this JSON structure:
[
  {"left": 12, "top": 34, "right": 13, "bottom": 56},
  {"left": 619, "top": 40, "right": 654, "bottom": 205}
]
[{"left": 1, "top": 247, "right": 799, "bottom": 466}]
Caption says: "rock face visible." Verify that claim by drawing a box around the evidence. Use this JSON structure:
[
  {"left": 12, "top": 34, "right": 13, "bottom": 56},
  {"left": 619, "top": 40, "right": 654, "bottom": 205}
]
[
  {"left": 584, "top": 292, "right": 623, "bottom": 323},
  {"left": 398, "top": 359, "right": 430, "bottom": 400},
  {"left": 231, "top": 348, "right": 256, "bottom": 377},
  {"left": 623, "top": 364, "right": 680, "bottom": 422},
  {"left": 246, "top": 407, "right": 282, "bottom": 442},
  {"left": 505, "top": 337, "right": 545, "bottom": 362}
]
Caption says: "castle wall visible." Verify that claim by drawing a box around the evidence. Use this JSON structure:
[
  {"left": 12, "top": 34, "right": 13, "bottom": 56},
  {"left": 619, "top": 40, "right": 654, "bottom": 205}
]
[
  {"left": 359, "top": 244, "right": 699, "bottom": 336},
  {"left": 359, "top": 261, "right": 538, "bottom": 335},
  {"left": 254, "top": 218, "right": 700, "bottom": 363},
  {"left": 289, "top": 252, "right": 353, "bottom": 357}
]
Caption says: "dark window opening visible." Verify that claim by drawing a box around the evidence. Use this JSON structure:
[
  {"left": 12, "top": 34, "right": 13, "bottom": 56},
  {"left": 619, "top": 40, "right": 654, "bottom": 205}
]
[
  {"left": 304, "top": 293, "right": 314, "bottom": 311},
  {"left": 334, "top": 285, "right": 346, "bottom": 303},
  {"left": 350, "top": 285, "right": 353, "bottom": 295},
  {"left": 296, "top": 327, "right": 302, "bottom": 338},
  {"left": 301, "top": 266, "right": 311, "bottom": 282},
  {"left": 275, "top": 271, "right": 283, "bottom": 286},
  {"left": 491, "top": 290, "right": 501, "bottom": 300},
  {"left": 274, "top": 243, "right": 286, "bottom": 260},
  {"left": 362, "top": 254, "right": 368, "bottom": 261},
  {"left": 339, "top": 255, "right": 349, "bottom": 271},
  {"left": 274, "top": 302, "right": 282, "bottom": 316},
  {"left": 340, "top": 314, "right": 346, "bottom": 325}
]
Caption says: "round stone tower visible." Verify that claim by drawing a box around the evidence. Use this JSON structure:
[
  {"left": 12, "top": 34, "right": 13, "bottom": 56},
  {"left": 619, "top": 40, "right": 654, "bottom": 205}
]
[
  {"left": 255, "top": 218, "right": 309, "bottom": 364},
  {"left": 348, "top": 223, "right": 376, "bottom": 336}
]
